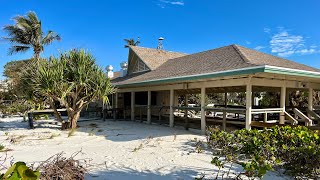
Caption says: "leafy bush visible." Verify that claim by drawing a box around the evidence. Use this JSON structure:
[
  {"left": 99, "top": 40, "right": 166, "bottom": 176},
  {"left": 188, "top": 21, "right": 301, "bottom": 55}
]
[
  {"left": 0, "top": 162, "right": 40, "bottom": 180},
  {"left": 206, "top": 126, "right": 320, "bottom": 179},
  {"left": 0, "top": 101, "right": 33, "bottom": 116}
]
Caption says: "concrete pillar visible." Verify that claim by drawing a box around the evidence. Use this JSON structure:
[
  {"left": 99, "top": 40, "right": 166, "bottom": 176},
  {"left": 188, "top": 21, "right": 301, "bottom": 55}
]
[
  {"left": 147, "top": 91, "right": 151, "bottom": 124},
  {"left": 246, "top": 82, "right": 252, "bottom": 130},
  {"left": 169, "top": 89, "right": 174, "bottom": 127},
  {"left": 280, "top": 85, "right": 286, "bottom": 124},
  {"left": 201, "top": 87, "right": 206, "bottom": 134},
  {"left": 131, "top": 92, "right": 135, "bottom": 121}
]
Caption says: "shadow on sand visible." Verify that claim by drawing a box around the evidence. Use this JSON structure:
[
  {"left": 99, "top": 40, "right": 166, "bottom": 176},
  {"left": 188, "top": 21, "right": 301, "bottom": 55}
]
[
  {"left": 85, "top": 166, "right": 214, "bottom": 180},
  {"left": 76, "top": 119, "right": 203, "bottom": 142}
]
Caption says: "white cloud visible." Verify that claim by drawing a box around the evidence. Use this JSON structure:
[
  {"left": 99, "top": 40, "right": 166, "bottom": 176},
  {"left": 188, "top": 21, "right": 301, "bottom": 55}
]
[
  {"left": 264, "top": 28, "right": 271, "bottom": 33},
  {"left": 157, "top": 0, "right": 184, "bottom": 8},
  {"left": 254, "top": 46, "right": 265, "bottom": 50},
  {"left": 269, "top": 28, "right": 319, "bottom": 57},
  {"left": 295, "top": 48, "right": 318, "bottom": 55},
  {"left": 245, "top": 41, "right": 251, "bottom": 45}
]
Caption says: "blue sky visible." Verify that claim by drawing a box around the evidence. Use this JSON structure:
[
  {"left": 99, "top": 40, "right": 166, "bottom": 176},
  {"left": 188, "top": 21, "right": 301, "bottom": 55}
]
[{"left": 0, "top": 0, "right": 320, "bottom": 79}]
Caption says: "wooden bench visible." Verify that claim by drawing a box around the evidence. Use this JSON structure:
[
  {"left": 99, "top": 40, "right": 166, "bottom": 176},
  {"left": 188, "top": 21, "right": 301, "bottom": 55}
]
[{"left": 28, "top": 109, "right": 67, "bottom": 129}]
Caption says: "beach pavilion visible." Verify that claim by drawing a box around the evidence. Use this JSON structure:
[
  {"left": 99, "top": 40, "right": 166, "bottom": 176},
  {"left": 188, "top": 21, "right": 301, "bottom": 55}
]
[{"left": 109, "top": 44, "right": 320, "bottom": 133}]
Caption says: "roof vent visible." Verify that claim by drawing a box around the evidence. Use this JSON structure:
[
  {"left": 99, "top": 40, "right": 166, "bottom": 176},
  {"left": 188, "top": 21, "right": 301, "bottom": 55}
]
[
  {"left": 120, "top": 61, "right": 128, "bottom": 77},
  {"left": 106, "top": 65, "right": 114, "bottom": 78},
  {"left": 157, "top": 37, "right": 164, "bottom": 50}
]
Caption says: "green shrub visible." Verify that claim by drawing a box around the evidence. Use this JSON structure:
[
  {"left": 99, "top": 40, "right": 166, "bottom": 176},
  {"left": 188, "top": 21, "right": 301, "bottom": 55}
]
[
  {"left": 206, "top": 126, "right": 320, "bottom": 179},
  {"left": 0, "top": 162, "right": 40, "bottom": 180}
]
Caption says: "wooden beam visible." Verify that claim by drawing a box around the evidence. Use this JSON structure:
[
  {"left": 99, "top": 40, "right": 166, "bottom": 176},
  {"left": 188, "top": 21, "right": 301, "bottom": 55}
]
[
  {"left": 169, "top": 89, "right": 174, "bottom": 127},
  {"left": 147, "top": 91, "right": 151, "bottom": 124},
  {"left": 131, "top": 92, "right": 135, "bottom": 121},
  {"left": 201, "top": 87, "right": 206, "bottom": 134}
]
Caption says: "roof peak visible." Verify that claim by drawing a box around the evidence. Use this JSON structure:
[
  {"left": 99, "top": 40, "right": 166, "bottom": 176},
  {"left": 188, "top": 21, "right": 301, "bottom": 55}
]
[{"left": 129, "top": 45, "right": 187, "bottom": 55}]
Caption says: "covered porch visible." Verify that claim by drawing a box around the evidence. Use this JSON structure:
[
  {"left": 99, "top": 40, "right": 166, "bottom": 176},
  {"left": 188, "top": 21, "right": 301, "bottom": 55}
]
[{"left": 108, "top": 72, "right": 320, "bottom": 134}]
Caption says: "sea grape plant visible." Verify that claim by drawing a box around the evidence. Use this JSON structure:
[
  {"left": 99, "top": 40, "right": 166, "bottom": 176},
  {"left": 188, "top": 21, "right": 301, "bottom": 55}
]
[{"left": 206, "top": 126, "right": 320, "bottom": 179}]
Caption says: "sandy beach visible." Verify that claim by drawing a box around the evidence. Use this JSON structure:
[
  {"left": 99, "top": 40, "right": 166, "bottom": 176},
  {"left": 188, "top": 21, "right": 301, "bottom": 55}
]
[{"left": 0, "top": 117, "right": 287, "bottom": 180}]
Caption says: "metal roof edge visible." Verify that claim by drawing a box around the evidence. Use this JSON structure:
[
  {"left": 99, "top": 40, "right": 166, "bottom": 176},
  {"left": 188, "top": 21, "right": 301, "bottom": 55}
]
[
  {"left": 115, "top": 65, "right": 266, "bottom": 88},
  {"left": 264, "top": 65, "right": 320, "bottom": 78}
]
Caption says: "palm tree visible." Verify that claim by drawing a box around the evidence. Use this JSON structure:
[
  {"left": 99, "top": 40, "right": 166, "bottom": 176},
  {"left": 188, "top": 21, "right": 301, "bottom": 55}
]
[
  {"left": 3, "top": 11, "right": 61, "bottom": 61},
  {"left": 124, "top": 37, "right": 140, "bottom": 48}
]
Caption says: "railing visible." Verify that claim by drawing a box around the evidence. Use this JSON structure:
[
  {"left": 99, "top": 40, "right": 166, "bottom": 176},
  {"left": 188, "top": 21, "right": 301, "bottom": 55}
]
[
  {"left": 134, "top": 105, "right": 148, "bottom": 121},
  {"left": 284, "top": 111, "right": 298, "bottom": 125},
  {"left": 294, "top": 108, "right": 313, "bottom": 126},
  {"left": 204, "top": 107, "right": 246, "bottom": 114},
  {"left": 306, "top": 109, "right": 320, "bottom": 122},
  {"left": 251, "top": 108, "right": 284, "bottom": 114}
]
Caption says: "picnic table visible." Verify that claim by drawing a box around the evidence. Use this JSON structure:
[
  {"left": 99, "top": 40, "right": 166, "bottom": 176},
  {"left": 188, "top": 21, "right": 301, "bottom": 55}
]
[{"left": 28, "top": 109, "right": 67, "bottom": 128}]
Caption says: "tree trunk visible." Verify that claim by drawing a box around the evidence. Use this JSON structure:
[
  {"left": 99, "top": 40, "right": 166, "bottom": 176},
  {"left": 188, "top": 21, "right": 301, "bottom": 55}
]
[
  {"left": 69, "top": 111, "right": 81, "bottom": 129},
  {"left": 49, "top": 99, "right": 64, "bottom": 123},
  {"left": 33, "top": 50, "right": 41, "bottom": 65}
]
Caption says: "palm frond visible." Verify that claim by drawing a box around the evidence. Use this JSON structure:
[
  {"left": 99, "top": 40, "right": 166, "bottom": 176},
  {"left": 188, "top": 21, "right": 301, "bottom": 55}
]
[
  {"left": 42, "top": 31, "right": 61, "bottom": 45},
  {"left": 124, "top": 38, "right": 140, "bottom": 48},
  {"left": 26, "top": 11, "right": 40, "bottom": 24},
  {"left": 8, "top": 45, "right": 30, "bottom": 55}
]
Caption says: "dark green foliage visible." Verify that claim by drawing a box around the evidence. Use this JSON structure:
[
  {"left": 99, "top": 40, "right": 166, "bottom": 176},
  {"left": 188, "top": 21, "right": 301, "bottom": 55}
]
[
  {"left": 206, "top": 126, "right": 320, "bottom": 179},
  {"left": 3, "top": 60, "right": 30, "bottom": 80},
  {"left": 0, "top": 145, "right": 4, "bottom": 152},
  {"left": 0, "top": 162, "right": 40, "bottom": 180}
]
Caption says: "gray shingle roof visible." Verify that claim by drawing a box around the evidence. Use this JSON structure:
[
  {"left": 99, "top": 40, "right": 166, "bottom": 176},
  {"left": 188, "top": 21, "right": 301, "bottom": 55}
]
[
  {"left": 112, "top": 44, "right": 320, "bottom": 86},
  {"left": 130, "top": 46, "right": 187, "bottom": 70},
  {"left": 234, "top": 45, "right": 319, "bottom": 72}
]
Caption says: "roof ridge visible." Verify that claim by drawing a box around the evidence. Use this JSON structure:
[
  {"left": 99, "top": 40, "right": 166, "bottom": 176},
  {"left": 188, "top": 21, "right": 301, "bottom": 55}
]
[
  {"left": 129, "top": 45, "right": 187, "bottom": 55},
  {"left": 231, "top": 44, "right": 256, "bottom": 65},
  {"left": 234, "top": 45, "right": 320, "bottom": 72}
]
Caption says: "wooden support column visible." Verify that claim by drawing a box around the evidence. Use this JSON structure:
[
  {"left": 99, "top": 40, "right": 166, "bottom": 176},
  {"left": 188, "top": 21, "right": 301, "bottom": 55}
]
[
  {"left": 308, "top": 87, "right": 313, "bottom": 117},
  {"left": 246, "top": 80, "right": 252, "bottom": 130},
  {"left": 131, "top": 92, "right": 135, "bottom": 121},
  {"left": 114, "top": 93, "right": 118, "bottom": 120},
  {"left": 147, "top": 91, "right": 151, "bottom": 124},
  {"left": 280, "top": 84, "right": 286, "bottom": 124},
  {"left": 223, "top": 92, "right": 227, "bottom": 130},
  {"left": 201, "top": 87, "right": 206, "bottom": 134},
  {"left": 169, "top": 89, "right": 174, "bottom": 127},
  {"left": 184, "top": 94, "right": 189, "bottom": 130}
]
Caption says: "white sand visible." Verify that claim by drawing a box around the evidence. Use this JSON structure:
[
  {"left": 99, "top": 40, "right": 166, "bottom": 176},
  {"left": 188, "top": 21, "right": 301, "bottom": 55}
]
[{"left": 0, "top": 117, "right": 287, "bottom": 180}]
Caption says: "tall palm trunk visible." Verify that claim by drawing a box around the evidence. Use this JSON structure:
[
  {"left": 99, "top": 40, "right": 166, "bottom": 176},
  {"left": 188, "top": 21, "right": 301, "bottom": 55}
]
[{"left": 33, "top": 48, "right": 41, "bottom": 63}]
